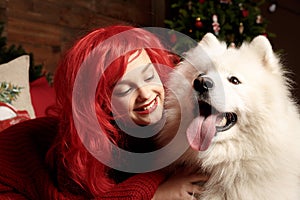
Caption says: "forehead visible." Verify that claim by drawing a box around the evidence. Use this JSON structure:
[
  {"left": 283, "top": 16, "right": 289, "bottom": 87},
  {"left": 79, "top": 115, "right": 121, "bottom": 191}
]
[{"left": 126, "top": 49, "right": 152, "bottom": 73}]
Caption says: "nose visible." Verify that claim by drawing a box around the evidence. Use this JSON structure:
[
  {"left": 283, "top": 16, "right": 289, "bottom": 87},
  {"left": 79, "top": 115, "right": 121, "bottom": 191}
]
[
  {"left": 136, "top": 86, "right": 151, "bottom": 102},
  {"left": 193, "top": 76, "right": 214, "bottom": 94}
]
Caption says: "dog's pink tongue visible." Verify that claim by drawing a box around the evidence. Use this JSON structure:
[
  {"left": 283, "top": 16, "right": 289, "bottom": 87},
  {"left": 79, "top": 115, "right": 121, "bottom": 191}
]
[{"left": 186, "top": 115, "right": 217, "bottom": 151}]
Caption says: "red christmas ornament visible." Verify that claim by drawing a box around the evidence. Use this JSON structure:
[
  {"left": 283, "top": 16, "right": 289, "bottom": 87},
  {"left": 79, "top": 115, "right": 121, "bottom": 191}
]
[
  {"left": 195, "top": 17, "right": 203, "bottom": 28},
  {"left": 199, "top": 0, "right": 205, "bottom": 3},
  {"left": 242, "top": 9, "right": 249, "bottom": 17}
]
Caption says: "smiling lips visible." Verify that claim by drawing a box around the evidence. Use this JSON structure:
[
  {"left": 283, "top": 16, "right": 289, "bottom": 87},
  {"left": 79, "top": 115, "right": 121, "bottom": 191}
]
[{"left": 134, "top": 96, "right": 158, "bottom": 114}]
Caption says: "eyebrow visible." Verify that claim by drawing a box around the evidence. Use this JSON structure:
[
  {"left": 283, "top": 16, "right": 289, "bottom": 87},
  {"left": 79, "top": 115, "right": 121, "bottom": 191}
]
[
  {"left": 116, "top": 63, "right": 153, "bottom": 86},
  {"left": 142, "top": 63, "right": 153, "bottom": 73}
]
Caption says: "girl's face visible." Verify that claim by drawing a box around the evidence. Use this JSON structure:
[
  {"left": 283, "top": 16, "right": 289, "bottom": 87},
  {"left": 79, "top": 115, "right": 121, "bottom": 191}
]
[{"left": 111, "top": 50, "right": 165, "bottom": 126}]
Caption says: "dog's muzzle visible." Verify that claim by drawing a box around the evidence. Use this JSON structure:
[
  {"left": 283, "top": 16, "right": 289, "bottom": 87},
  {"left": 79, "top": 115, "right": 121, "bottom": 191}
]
[
  {"left": 193, "top": 75, "right": 214, "bottom": 95},
  {"left": 193, "top": 74, "right": 238, "bottom": 133}
]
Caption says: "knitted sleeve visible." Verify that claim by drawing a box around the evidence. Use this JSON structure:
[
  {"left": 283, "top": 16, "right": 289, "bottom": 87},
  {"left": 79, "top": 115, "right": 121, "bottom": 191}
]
[
  {"left": 95, "top": 171, "right": 166, "bottom": 200},
  {"left": 0, "top": 117, "right": 167, "bottom": 200},
  {"left": 0, "top": 182, "right": 28, "bottom": 200},
  {"left": 42, "top": 171, "right": 166, "bottom": 200},
  {"left": 0, "top": 167, "right": 165, "bottom": 200},
  {"left": 37, "top": 171, "right": 166, "bottom": 200}
]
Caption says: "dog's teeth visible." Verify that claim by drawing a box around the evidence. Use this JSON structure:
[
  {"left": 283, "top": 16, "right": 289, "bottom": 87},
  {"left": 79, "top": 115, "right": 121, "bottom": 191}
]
[{"left": 217, "top": 115, "right": 227, "bottom": 127}]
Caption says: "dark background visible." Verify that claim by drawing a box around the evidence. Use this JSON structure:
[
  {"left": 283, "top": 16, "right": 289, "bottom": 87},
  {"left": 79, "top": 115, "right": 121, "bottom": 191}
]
[{"left": 0, "top": 0, "right": 299, "bottom": 100}]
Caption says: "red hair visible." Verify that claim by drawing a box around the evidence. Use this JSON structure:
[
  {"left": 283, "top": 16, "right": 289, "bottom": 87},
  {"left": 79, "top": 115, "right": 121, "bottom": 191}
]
[{"left": 46, "top": 25, "right": 178, "bottom": 197}]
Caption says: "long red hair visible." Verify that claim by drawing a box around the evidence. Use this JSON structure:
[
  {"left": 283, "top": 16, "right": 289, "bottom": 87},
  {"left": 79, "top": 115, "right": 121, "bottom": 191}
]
[{"left": 46, "top": 25, "right": 178, "bottom": 197}]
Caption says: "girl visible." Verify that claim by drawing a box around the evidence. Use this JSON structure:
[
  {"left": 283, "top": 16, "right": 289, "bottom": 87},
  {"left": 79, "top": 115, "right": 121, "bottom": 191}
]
[{"left": 0, "top": 25, "right": 206, "bottom": 199}]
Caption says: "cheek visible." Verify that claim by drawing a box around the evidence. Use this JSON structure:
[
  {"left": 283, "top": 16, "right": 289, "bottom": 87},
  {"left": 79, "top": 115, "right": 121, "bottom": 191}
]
[
  {"left": 111, "top": 95, "right": 133, "bottom": 116},
  {"left": 160, "top": 87, "right": 165, "bottom": 102},
  {"left": 155, "top": 82, "right": 164, "bottom": 94}
]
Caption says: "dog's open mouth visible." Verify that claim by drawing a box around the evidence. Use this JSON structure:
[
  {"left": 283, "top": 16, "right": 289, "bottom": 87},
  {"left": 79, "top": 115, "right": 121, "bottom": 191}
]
[
  {"left": 199, "top": 101, "right": 237, "bottom": 133},
  {"left": 215, "top": 112, "right": 237, "bottom": 132},
  {"left": 186, "top": 100, "right": 238, "bottom": 151}
]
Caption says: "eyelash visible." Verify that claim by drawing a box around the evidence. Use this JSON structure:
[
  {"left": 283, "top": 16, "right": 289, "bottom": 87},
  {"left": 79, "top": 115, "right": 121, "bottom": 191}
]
[
  {"left": 145, "top": 74, "right": 155, "bottom": 81},
  {"left": 115, "top": 73, "right": 155, "bottom": 96},
  {"left": 115, "top": 88, "right": 132, "bottom": 96}
]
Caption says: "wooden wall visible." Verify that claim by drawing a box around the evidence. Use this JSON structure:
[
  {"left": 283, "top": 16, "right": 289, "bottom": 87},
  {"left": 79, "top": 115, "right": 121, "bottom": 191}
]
[
  {"left": 0, "top": 0, "right": 165, "bottom": 73},
  {"left": 1, "top": 0, "right": 299, "bottom": 100}
]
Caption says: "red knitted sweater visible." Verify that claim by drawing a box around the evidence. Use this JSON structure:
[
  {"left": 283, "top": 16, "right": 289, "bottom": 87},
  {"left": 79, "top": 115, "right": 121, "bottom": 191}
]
[{"left": 0, "top": 117, "right": 166, "bottom": 200}]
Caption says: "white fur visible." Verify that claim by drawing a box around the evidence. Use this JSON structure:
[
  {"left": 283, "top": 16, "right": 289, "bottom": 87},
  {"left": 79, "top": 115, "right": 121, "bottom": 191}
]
[{"left": 160, "top": 33, "right": 300, "bottom": 199}]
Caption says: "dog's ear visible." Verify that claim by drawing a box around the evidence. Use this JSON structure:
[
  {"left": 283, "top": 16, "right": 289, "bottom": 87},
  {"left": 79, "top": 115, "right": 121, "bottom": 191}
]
[
  {"left": 249, "top": 35, "right": 280, "bottom": 74},
  {"left": 199, "top": 33, "right": 221, "bottom": 48}
]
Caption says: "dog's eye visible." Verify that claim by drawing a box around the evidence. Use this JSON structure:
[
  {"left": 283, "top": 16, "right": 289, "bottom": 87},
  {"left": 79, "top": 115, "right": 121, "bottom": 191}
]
[{"left": 228, "top": 76, "right": 241, "bottom": 85}]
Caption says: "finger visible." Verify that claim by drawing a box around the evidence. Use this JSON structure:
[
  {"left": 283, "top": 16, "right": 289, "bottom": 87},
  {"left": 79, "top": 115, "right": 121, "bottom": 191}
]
[
  {"left": 187, "top": 191, "right": 199, "bottom": 200},
  {"left": 188, "top": 174, "right": 210, "bottom": 182},
  {"left": 189, "top": 195, "right": 198, "bottom": 200},
  {"left": 186, "top": 192, "right": 198, "bottom": 200},
  {"left": 187, "top": 184, "right": 204, "bottom": 194}
]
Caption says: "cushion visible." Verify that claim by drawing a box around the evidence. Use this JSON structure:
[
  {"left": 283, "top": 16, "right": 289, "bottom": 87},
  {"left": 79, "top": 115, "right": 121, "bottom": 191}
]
[
  {"left": 30, "top": 76, "right": 55, "bottom": 117},
  {"left": 0, "top": 102, "right": 30, "bottom": 131},
  {"left": 0, "top": 55, "right": 35, "bottom": 118}
]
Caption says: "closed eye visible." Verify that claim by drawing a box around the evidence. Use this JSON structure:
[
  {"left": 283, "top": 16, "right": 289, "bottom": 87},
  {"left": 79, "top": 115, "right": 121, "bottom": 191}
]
[
  {"left": 145, "top": 74, "right": 154, "bottom": 81},
  {"left": 114, "top": 87, "right": 133, "bottom": 97}
]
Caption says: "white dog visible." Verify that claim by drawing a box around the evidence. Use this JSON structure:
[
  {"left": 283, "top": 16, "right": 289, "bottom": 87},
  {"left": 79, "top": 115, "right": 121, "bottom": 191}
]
[{"left": 158, "top": 33, "right": 300, "bottom": 199}]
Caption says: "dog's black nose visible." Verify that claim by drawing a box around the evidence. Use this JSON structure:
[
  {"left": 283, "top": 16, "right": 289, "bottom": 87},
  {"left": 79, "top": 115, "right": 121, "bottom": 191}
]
[{"left": 193, "top": 76, "right": 214, "bottom": 94}]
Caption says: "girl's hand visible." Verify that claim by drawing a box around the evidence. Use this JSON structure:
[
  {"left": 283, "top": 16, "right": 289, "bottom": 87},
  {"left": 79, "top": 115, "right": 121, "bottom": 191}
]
[{"left": 152, "top": 171, "right": 209, "bottom": 200}]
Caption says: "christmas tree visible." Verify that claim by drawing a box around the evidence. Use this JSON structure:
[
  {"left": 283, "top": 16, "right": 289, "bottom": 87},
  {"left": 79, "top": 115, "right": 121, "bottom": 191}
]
[{"left": 165, "top": 0, "right": 275, "bottom": 53}]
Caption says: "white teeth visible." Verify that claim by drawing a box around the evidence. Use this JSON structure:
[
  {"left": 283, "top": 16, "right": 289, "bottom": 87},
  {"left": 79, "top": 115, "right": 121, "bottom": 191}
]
[
  {"left": 143, "top": 99, "right": 156, "bottom": 111},
  {"left": 219, "top": 116, "right": 227, "bottom": 127}
]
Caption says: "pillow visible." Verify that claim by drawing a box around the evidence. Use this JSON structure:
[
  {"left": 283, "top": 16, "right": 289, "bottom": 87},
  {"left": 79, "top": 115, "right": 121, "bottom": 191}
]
[
  {"left": 0, "top": 102, "right": 30, "bottom": 131},
  {"left": 0, "top": 55, "right": 35, "bottom": 118},
  {"left": 30, "top": 76, "right": 55, "bottom": 117}
]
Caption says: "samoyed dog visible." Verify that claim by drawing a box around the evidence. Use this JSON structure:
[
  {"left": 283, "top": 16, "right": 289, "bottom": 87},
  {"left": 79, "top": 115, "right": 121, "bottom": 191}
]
[{"left": 158, "top": 33, "right": 300, "bottom": 199}]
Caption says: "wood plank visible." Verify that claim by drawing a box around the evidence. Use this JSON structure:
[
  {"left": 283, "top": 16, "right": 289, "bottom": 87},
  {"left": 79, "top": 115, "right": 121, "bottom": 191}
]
[
  {"left": 151, "top": 0, "right": 166, "bottom": 27},
  {"left": 7, "top": 17, "right": 62, "bottom": 46},
  {"left": 0, "top": 7, "right": 6, "bottom": 22},
  {"left": 0, "top": 0, "right": 8, "bottom": 23},
  {"left": 95, "top": 0, "right": 152, "bottom": 26},
  {"left": 8, "top": 0, "right": 95, "bottom": 29},
  {"left": 71, "top": 0, "right": 97, "bottom": 11},
  {"left": 3, "top": 0, "right": 158, "bottom": 74},
  {"left": 7, "top": 4, "right": 61, "bottom": 26},
  {"left": 0, "top": 0, "right": 8, "bottom": 8}
]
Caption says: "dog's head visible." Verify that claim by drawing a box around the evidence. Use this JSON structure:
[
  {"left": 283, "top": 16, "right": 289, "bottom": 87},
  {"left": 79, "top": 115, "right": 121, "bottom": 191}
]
[
  {"left": 179, "top": 33, "right": 240, "bottom": 152},
  {"left": 160, "top": 32, "right": 285, "bottom": 158}
]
